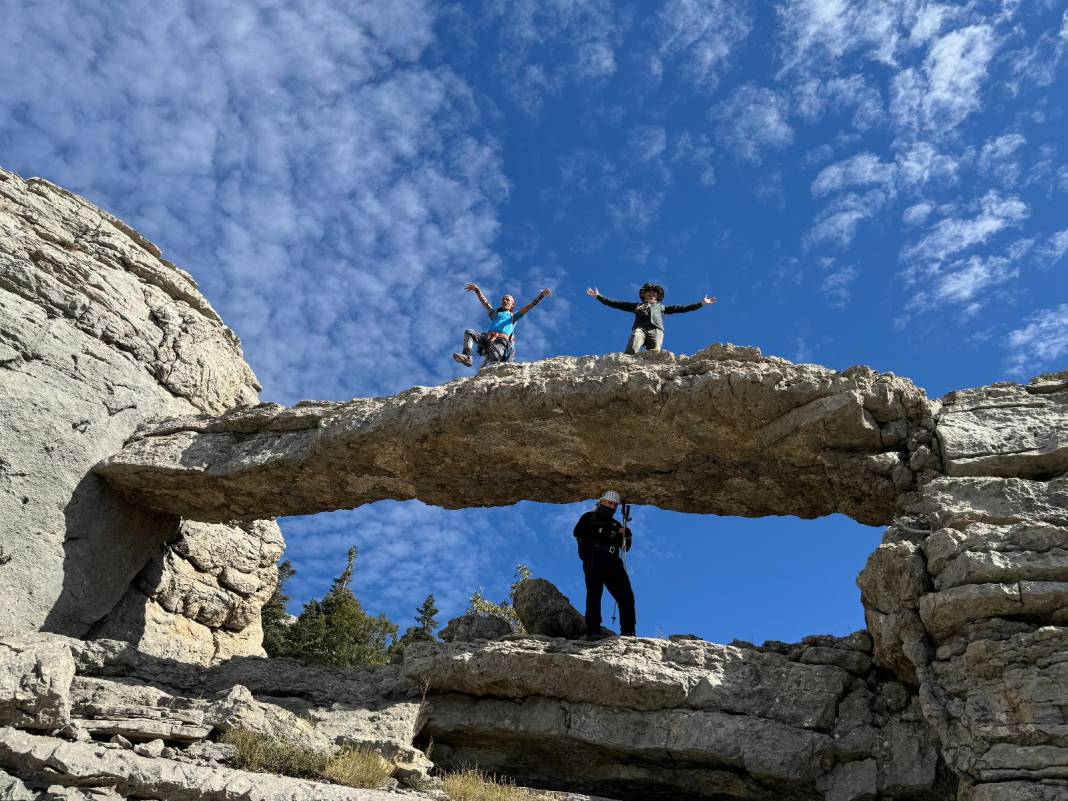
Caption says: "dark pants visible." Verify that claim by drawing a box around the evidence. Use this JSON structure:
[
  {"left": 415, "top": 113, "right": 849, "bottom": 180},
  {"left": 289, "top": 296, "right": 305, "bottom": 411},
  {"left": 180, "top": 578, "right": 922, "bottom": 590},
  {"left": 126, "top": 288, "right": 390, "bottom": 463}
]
[
  {"left": 463, "top": 329, "right": 513, "bottom": 365},
  {"left": 581, "top": 547, "right": 635, "bottom": 637}
]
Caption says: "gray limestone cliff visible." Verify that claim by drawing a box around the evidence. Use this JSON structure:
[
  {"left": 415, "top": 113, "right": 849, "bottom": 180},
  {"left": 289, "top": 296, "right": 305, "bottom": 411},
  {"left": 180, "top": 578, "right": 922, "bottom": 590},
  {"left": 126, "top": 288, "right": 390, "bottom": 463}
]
[{"left": 0, "top": 167, "right": 281, "bottom": 663}]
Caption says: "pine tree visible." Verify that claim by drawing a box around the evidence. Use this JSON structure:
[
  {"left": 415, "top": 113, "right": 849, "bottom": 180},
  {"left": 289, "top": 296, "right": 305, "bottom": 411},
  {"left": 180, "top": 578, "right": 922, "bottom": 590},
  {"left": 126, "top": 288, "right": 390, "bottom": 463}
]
[
  {"left": 391, "top": 594, "right": 440, "bottom": 658},
  {"left": 261, "top": 560, "right": 296, "bottom": 658},
  {"left": 415, "top": 594, "right": 439, "bottom": 635},
  {"left": 272, "top": 547, "right": 398, "bottom": 667}
]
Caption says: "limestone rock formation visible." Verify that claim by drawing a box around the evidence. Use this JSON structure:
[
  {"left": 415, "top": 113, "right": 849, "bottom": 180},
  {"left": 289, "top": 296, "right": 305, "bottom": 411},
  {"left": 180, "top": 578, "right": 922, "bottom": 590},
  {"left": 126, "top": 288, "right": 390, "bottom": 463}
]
[
  {"left": 95, "top": 352, "right": 936, "bottom": 526},
  {"left": 439, "top": 613, "right": 512, "bottom": 643},
  {"left": 8, "top": 168, "right": 1068, "bottom": 800},
  {"left": 0, "top": 167, "right": 279, "bottom": 663},
  {"left": 1, "top": 629, "right": 950, "bottom": 801},
  {"left": 858, "top": 381, "right": 1068, "bottom": 801}
]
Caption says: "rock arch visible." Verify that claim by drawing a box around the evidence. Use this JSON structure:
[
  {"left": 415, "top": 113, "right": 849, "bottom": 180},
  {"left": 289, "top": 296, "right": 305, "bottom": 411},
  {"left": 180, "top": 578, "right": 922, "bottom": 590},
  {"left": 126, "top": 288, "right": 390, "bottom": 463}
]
[
  {"left": 93, "top": 348, "right": 936, "bottom": 526},
  {"left": 3, "top": 167, "right": 1068, "bottom": 800}
]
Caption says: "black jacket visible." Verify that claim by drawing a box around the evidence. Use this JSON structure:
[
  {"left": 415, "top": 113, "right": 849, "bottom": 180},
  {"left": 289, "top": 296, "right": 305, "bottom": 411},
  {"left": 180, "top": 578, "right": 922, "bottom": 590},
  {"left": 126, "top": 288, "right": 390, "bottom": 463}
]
[
  {"left": 595, "top": 295, "right": 703, "bottom": 331},
  {"left": 574, "top": 507, "right": 632, "bottom": 556}
]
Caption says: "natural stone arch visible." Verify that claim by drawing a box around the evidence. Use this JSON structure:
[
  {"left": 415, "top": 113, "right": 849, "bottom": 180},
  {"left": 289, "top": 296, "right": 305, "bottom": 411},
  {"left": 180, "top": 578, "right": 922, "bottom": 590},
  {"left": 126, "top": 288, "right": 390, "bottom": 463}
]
[
  {"left": 4, "top": 167, "right": 1068, "bottom": 801},
  {"left": 94, "top": 348, "right": 937, "bottom": 526}
]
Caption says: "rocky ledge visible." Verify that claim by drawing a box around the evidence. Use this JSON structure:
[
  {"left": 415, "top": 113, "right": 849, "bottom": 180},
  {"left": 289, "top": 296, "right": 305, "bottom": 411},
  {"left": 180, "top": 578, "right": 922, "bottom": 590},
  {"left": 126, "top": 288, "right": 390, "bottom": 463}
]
[
  {"left": 95, "top": 349, "right": 936, "bottom": 526},
  {"left": 0, "top": 628, "right": 948, "bottom": 801}
]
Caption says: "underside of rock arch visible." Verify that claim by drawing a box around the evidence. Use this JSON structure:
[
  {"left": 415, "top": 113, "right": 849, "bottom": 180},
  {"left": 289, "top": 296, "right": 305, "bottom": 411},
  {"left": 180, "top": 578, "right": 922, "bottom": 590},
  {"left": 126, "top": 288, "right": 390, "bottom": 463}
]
[{"left": 4, "top": 168, "right": 1068, "bottom": 801}]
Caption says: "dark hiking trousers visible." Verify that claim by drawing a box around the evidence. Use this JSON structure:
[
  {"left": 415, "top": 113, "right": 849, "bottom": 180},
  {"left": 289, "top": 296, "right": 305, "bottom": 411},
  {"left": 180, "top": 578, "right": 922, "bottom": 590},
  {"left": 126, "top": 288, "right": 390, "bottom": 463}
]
[
  {"left": 463, "top": 328, "right": 513, "bottom": 365},
  {"left": 582, "top": 546, "right": 635, "bottom": 637}
]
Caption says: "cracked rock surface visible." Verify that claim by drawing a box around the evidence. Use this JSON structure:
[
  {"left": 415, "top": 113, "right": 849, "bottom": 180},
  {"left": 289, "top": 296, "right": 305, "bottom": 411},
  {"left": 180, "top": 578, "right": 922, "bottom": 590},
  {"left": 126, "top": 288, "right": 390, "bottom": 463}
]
[
  {"left": 859, "top": 379, "right": 1068, "bottom": 800},
  {"left": 95, "top": 352, "right": 936, "bottom": 526},
  {"left": 0, "top": 631, "right": 950, "bottom": 801},
  {"left": 0, "top": 167, "right": 277, "bottom": 662}
]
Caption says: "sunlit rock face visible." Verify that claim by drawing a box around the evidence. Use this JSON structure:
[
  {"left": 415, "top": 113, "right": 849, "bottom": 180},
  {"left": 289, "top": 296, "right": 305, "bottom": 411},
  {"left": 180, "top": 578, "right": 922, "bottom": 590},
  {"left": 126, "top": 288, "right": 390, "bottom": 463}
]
[
  {"left": 859, "top": 377, "right": 1068, "bottom": 801},
  {"left": 94, "top": 347, "right": 937, "bottom": 526},
  {"left": 0, "top": 167, "right": 280, "bottom": 663}
]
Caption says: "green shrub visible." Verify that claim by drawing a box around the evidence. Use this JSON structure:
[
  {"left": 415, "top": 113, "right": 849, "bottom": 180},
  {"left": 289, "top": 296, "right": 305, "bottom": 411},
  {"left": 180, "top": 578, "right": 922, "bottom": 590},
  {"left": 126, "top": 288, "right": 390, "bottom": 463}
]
[
  {"left": 221, "top": 729, "right": 393, "bottom": 789},
  {"left": 443, "top": 768, "right": 552, "bottom": 801}
]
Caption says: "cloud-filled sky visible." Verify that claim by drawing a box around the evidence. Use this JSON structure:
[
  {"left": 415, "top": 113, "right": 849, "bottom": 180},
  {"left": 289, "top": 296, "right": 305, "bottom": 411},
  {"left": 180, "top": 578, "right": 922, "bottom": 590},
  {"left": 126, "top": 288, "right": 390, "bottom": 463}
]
[{"left": 3, "top": 0, "right": 1066, "bottom": 643}]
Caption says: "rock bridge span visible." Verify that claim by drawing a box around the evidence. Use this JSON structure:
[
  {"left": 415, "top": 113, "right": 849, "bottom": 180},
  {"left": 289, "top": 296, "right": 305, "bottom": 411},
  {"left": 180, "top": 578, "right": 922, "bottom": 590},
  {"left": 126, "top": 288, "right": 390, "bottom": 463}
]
[{"left": 94, "top": 347, "right": 938, "bottom": 526}]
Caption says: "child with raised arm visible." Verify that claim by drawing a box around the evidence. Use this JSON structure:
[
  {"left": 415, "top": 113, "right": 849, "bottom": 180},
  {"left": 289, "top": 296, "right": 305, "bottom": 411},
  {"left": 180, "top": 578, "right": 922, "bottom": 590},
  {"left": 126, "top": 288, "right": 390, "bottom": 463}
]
[
  {"left": 453, "top": 283, "right": 552, "bottom": 368},
  {"left": 586, "top": 282, "right": 715, "bottom": 354}
]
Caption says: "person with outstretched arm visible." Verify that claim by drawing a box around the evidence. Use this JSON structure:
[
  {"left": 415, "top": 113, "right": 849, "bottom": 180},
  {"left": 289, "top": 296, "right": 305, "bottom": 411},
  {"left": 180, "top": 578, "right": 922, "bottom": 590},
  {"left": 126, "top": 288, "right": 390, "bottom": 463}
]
[
  {"left": 453, "top": 283, "right": 551, "bottom": 369},
  {"left": 586, "top": 282, "right": 715, "bottom": 354}
]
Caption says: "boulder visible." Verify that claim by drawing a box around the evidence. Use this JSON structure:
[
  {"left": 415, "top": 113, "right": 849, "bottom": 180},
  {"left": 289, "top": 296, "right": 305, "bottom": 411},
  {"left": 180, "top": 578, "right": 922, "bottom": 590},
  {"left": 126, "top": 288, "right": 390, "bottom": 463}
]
[
  {"left": 513, "top": 578, "right": 586, "bottom": 639},
  {"left": 438, "top": 614, "right": 512, "bottom": 643}
]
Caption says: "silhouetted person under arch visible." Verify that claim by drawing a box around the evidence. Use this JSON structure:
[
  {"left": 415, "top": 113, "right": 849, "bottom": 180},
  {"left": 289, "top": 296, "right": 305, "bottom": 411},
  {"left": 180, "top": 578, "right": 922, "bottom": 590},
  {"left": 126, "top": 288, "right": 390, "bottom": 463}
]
[{"left": 573, "top": 490, "right": 635, "bottom": 639}]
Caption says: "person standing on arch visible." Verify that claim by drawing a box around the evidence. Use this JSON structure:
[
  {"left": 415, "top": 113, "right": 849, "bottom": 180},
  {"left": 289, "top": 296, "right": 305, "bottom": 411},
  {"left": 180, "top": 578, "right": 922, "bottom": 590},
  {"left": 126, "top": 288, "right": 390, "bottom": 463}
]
[
  {"left": 453, "top": 283, "right": 552, "bottom": 369},
  {"left": 573, "top": 490, "right": 635, "bottom": 640},
  {"left": 586, "top": 282, "right": 716, "bottom": 354}
]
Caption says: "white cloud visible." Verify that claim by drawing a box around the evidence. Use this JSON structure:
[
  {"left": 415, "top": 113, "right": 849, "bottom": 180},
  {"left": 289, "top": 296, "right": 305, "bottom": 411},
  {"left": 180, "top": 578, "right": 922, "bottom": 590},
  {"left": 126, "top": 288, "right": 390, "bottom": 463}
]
[
  {"left": 655, "top": 0, "right": 753, "bottom": 86},
  {"left": 711, "top": 84, "right": 794, "bottom": 163},
  {"left": 979, "top": 133, "right": 1026, "bottom": 166},
  {"left": 903, "top": 191, "right": 1029, "bottom": 264},
  {"left": 932, "top": 255, "right": 1017, "bottom": 303},
  {"left": 627, "top": 125, "right": 669, "bottom": 162},
  {"left": 794, "top": 74, "right": 884, "bottom": 129},
  {"left": 811, "top": 152, "right": 897, "bottom": 196},
  {"left": 805, "top": 189, "right": 891, "bottom": 249},
  {"left": 608, "top": 189, "right": 665, "bottom": 231},
  {"left": 903, "top": 201, "right": 934, "bottom": 225},
  {"left": 818, "top": 258, "right": 858, "bottom": 306},
  {"left": 776, "top": 0, "right": 906, "bottom": 74},
  {"left": 895, "top": 142, "right": 961, "bottom": 186},
  {"left": 891, "top": 25, "right": 997, "bottom": 137},
  {"left": 1005, "top": 33, "right": 1066, "bottom": 92},
  {"left": 909, "top": 4, "right": 957, "bottom": 46},
  {"left": 484, "top": 0, "right": 627, "bottom": 114},
  {"left": 1038, "top": 229, "right": 1068, "bottom": 268},
  {"left": 1006, "top": 304, "right": 1068, "bottom": 376},
  {"left": 671, "top": 131, "right": 717, "bottom": 186}
]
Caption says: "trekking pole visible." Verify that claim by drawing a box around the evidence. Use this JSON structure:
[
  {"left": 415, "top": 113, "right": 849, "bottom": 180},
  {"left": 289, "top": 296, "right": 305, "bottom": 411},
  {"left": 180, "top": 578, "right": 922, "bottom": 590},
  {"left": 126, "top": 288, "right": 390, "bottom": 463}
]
[{"left": 611, "top": 501, "right": 632, "bottom": 626}]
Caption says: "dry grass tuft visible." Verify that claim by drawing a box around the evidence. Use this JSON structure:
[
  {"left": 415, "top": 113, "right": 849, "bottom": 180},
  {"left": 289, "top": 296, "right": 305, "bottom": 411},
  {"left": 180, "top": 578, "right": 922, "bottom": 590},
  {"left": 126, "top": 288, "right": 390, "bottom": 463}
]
[
  {"left": 221, "top": 729, "right": 393, "bottom": 788},
  {"left": 221, "top": 728, "right": 327, "bottom": 779},
  {"left": 322, "top": 747, "right": 393, "bottom": 788},
  {"left": 443, "top": 768, "right": 553, "bottom": 801}
]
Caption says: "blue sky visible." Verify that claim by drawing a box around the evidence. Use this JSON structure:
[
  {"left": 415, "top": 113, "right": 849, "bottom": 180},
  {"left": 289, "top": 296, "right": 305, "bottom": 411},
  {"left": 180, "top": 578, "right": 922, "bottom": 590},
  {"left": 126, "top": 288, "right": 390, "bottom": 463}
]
[{"left": 3, "top": 0, "right": 1066, "bottom": 643}]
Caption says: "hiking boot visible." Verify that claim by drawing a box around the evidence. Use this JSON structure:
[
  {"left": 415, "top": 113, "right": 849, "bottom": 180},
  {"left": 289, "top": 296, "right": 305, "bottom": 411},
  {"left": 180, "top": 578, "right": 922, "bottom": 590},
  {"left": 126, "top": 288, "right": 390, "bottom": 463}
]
[
  {"left": 452, "top": 352, "right": 473, "bottom": 367},
  {"left": 585, "top": 632, "right": 614, "bottom": 642}
]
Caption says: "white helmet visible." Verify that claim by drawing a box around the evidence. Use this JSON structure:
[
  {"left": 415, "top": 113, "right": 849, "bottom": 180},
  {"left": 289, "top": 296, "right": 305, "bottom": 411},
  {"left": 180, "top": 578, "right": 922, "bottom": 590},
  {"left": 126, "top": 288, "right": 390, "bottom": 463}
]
[{"left": 598, "top": 490, "right": 621, "bottom": 505}]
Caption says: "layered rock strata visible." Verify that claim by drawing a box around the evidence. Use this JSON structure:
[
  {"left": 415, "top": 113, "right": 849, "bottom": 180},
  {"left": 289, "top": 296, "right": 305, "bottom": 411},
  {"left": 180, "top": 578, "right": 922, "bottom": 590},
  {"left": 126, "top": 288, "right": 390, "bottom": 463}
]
[
  {"left": 0, "top": 167, "right": 278, "bottom": 662},
  {"left": 95, "top": 351, "right": 936, "bottom": 526},
  {"left": 859, "top": 380, "right": 1068, "bottom": 801},
  {"left": 0, "top": 631, "right": 951, "bottom": 801}
]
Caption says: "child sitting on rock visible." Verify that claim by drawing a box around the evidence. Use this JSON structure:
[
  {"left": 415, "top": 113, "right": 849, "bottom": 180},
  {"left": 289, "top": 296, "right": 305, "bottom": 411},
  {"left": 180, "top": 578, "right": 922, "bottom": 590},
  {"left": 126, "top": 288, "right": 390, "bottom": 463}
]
[
  {"left": 453, "top": 283, "right": 552, "bottom": 368},
  {"left": 586, "top": 282, "right": 715, "bottom": 354}
]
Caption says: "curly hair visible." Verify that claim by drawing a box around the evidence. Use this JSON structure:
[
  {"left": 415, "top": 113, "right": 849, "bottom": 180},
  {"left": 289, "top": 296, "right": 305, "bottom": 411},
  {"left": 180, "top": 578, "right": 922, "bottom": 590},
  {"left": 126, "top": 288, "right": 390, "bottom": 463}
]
[{"left": 639, "top": 282, "right": 665, "bottom": 301}]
